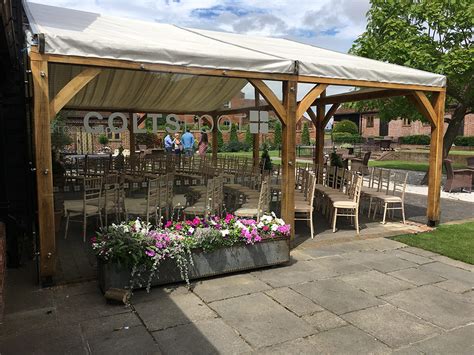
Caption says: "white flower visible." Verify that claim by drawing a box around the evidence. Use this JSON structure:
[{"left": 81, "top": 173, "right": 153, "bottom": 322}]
[
  {"left": 221, "top": 229, "right": 230, "bottom": 237},
  {"left": 271, "top": 211, "right": 276, "bottom": 218},
  {"left": 235, "top": 221, "right": 245, "bottom": 229},
  {"left": 261, "top": 215, "right": 272, "bottom": 223},
  {"left": 275, "top": 218, "right": 285, "bottom": 226},
  {"left": 271, "top": 224, "right": 279, "bottom": 231},
  {"left": 188, "top": 227, "right": 195, "bottom": 234},
  {"left": 257, "top": 222, "right": 264, "bottom": 228}
]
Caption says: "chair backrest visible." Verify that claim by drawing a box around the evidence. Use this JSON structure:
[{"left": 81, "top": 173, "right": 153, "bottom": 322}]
[
  {"left": 350, "top": 174, "right": 363, "bottom": 205},
  {"left": 256, "top": 177, "right": 270, "bottom": 221},
  {"left": 84, "top": 176, "right": 102, "bottom": 206},
  {"left": 466, "top": 157, "right": 474, "bottom": 168},
  {"left": 390, "top": 171, "right": 408, "bottom": 200}
]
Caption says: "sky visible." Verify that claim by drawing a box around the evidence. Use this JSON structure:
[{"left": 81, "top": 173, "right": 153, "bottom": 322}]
[{"left": 30, "top": 0, "right": 371, "bottom": 99}]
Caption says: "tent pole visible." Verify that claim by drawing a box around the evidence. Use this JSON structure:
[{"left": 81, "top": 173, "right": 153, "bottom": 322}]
[
  {"left": 30, "top": 53, "right": 56, "bottom": 285},
  {"left": 253, "top": 89, "right": 260, "bottom": 168},
  {"left": 129, "top": 112, "right": 135, "bottom": 158},
  {"left": 212, "top": 115, "right": 218, "bottom": 165},
  {"left": 427, "top": 90, "right": 446, "bottom": 226},
  {"left": 281, "top": 80, "right": 297, "bottom": 240}
]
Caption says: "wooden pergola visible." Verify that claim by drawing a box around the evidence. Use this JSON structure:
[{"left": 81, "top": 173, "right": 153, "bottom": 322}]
[{"left": 26, "top": 3, "right": 446, "bottom": 284}]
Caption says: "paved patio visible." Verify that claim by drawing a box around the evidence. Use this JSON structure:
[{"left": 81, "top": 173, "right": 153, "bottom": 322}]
[{"left": 1, "top": 236, "right": 473, "bottom": 354}]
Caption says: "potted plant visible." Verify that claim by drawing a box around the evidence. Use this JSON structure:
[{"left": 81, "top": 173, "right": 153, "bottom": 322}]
[
  {"left": 92, "top": 214, "right": 291, "bottom": 292},
  {"left": 98, "top": 134, "right": 109, "bottom": 152}
]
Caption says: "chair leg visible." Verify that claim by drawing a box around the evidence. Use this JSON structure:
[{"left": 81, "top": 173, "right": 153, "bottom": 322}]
[
  {"left": 355, "top": 209, "right": 359, "bottom": 235},
  {"left": 401, "top": 202, "right": 406, "bottom": 224},
  {"left": 83, "top": 214, "right": 87, "bottom": 243},
  {"left": 382, "top": 203, "right": 388, "bottom": 224},
  {"left": 64, "top": 212, "right": 70, "bottom": 240},
  {"left": 310, "top": 212, "right": 314, "bottom": 239},
  {"left": 332, "top": 207, "right": 338, "bottom": 233},
  {"left": 368, "top": 197, "right": 373, "bottom": 217}
]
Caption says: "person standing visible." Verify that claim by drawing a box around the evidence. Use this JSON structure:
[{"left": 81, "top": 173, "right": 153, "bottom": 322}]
[
  {"left": 173, "top": 133, "right": 182, "bottom": 155},
  {"left": 181, "top": 129, "right": 195, "bottom": 157},
  {"left": 164, "top": 133, "right": 173, "bottom": 153},
  {"left": 197, "top": 131, "right": 209, "bottom": 156}
]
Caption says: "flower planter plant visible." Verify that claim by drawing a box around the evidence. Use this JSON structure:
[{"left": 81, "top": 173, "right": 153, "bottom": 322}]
[{"left": 92, "top": 213, "right": 290, "bottom": 292}]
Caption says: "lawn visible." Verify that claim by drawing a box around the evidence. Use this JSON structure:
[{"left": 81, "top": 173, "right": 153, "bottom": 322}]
[
  {"left": 217, "top": 150, "right": 280, "bottom": 158},
  {"left": 368, "top": 160, "right": 466, "bottom": 172},
  {"left": 392, "top": 222, "right": 474, "bottom": 264}
]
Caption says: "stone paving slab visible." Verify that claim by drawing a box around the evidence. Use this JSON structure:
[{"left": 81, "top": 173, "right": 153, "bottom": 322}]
[
  {"left": 358, "top": 255, "right": 418, "bottom": 273},
  {"left": 192, "top": 274, "right": 271, "bottom": 303},
  {"left": 302, "top": 310, "right": 347, "bottom": 331},
  {"left": 264, "top": 287, "right": 323, "bottom": 316},
  {"left": 257, "top": 337, "right": 318, "bottom": 355},
  {"left": 250, "top": 260, "right": 338, "bottom": 288},
  {"left": 388, "top": 267, "right": 446, "bottom": 286},
  {"left": 382, "top": 285, "right": 474, "bottom": 330},
  {"left": 341, "top": 304, "right": 440, "bottom": 349},
  {"left": 307, "top": 255, "right": 372, "bottom": 276},
  {"left": 402, "top": 246, "right": 438, "bottom": 258},
  {"left": 339, "top": 270, "right": 414, "bottom": 296},
  {"left": 133, "top": 291, "right": 217, "bottom": 331},
  {"left": 430, "top": 255, "right": 474, "bottom": 272},
  {"left": 419, "top": 262, "right": 474, "bottom": 285},
  {"left": 307, "top": 325, "right": 391, "bottom": 354},
  {"left": 209, "top": 292, "right": 315, "bottom": 348},
  {"left": 153, "top": 318, "right": 251, "bottom": 354},
  {"left": 384, "top": 248, "right": 434, "bottom": 265},
  {"left": 292, "top": 279, "right": 384, "bottom": 315},
  {"left": 434, "top": 279, "right": 473, "bottom": 293},
  {"left": 395, "top": 324, "right": 474, "bottom": 355}
]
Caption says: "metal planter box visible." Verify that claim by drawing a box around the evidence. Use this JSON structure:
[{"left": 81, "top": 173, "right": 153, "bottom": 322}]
[{"left": 98, "top": 237, "right": 290, "bottom": 292}]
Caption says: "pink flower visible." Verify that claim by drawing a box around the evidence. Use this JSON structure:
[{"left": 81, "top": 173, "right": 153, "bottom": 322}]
[
  {"left": 277, "top": 224, "right": 291, "bottom": 235},
  {"left": 145, "top": 249, "right": 156, "bottom": 257},
  {"left": 192, "top": 217, "right": 201, "bottom": 227},
  {"left": 165, "top": 220, "right": 173, "bottom": 228},
  {"left": 262, "top": 225, "right": 269, "bottom": 231},
  {"left": 90, "top": 236, "right": 97, "bottom": 243},
  {"left": 225, "top": 213, "right": 234, "bottom": 223},
  {"left": 175, "top": 224, "right": 183, "bottom": 230}
]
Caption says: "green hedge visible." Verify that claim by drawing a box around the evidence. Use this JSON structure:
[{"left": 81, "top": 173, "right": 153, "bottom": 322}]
[
  {"left": 454, "top": 136, "right": 474, "bottom": 147},
  {"left": 400, "top": 135, "right": 431, "bottom": 145},
  {"left": 332, "top": 132, "right": 364, "bottom": 144},
  {"left": 332, "top": 120, "right": 359, "bottom": 135}
]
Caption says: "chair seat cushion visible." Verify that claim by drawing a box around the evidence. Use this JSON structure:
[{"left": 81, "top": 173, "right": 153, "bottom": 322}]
[
  {"left": 332, "top": 200, "right": 357, "bottom": 208},
  {"left": 234, "top": 207, "right": 259, "bottom": 217},
  {"left": 65, "top": 200, "right": 100, "bottom": 214}
]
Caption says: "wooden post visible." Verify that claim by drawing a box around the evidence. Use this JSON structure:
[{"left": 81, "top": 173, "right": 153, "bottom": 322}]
[
  {"left": 212, "top": 115, "right": 218, "bottom": 165},
  {"left": 315, "top": 90, "right": 326, "bottom": 167},
  {"left": 281, "top": 81, "right": 297, "bottom": 239},
  {"left": 427, "top": 90, "right": 446, "bottom": 226},
  {"left": 253, "top": 89, "right": 260, "bottom": 168},
  {"left": 30, "top": 54, "right": 56, "bottom": 285}
]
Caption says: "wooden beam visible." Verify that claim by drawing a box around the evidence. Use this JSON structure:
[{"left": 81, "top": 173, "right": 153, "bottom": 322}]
[
  {"left": 306, "top": 108, "right": 318, "bottom": 127},
  {"left": 297, "top": 75, "right": 445, "bottom": 92},
  {"left": 129, "top": 113, "right": 136, "bottom": 157},
  {"left": 410, "top": 91, "right": 437, "bottom": 126},
  {"left": 30, "top": 54, "right": 56, "bottom": 284},
  {"left": 36, "top": 50, "right": 294, "bottom": 82},
  {"left": 315, "top": 90, "right": 327, "bottom": 167},
  {"left": 427, "top": 90, "right": 446, "bottom": 226},
  {"left": 253, "top": 89, "right": 260, "bottom": 168},
  {"left": 50, "top": 68, "right": 101, "bottom": 116},
  {"left": 322, "top": 103, "right": 340, "bottom": 127},
  {"left": 315, "top": 88, "right": 410, "bottom": 105},
  {"left": 281, "top": 80, "right": 297, "bottom": 240},
  {"left": 248, "top": 79, "right": 287, "bottom": 124},
  {"left": 296, "top": 84, "right": 328, "bottom": 119}
]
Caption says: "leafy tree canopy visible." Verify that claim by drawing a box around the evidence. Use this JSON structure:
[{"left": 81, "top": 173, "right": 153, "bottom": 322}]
[{"left": 349, "top": 0, "right": 473, "bottom": 123}]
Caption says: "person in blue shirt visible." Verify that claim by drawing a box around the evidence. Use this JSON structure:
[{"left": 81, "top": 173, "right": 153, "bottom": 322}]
[
  {"left": 164, "top": 133, "right": 173, "bottom": 153},
  {"left": 181, "top": 129, "right": 195, "bottom": 156}
]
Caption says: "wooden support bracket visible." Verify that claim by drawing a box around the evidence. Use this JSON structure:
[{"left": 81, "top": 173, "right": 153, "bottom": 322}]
[
  {"left": 296, "top": 84, "right": 328, "bottom": 119},
  {"left": 248, "top": 79, "right": 287, "bottom": 124}
]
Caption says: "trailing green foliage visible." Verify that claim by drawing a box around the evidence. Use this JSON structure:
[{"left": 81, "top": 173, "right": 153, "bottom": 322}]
[
  {"left": 332, "top": 120, "right": 359, "bottom": 135},
  {"left": 454, "top": 136, "right": 474, "bottom": 147},
  {"left": 400, "top": 135, "right": 431, "bottom": 145}
]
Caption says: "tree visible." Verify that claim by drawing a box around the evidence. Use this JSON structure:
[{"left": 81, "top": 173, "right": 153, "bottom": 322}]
[
  {"left": 245, "top": 126, "right": 253, "bottom": 146},
  {"left": 229, "top": 123, "right": 240, "bottom": 144},
  {"left": 301, "top": 122, "right": 311, "bottom": 145},
  {"left": 332, "top": 120, "right": 358, "bottom": 135},
  {"left": 217, "top": 128, "right": 224, "bottom": 150},
  {"left": 273, "top": 121, "right": 282, "bottom": 148},
  {"left": 350, "top": 0, "right": 473, "bottom": 183}
]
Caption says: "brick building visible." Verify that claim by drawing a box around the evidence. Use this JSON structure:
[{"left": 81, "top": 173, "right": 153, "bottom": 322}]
[{"left": 334, "top": 108, "right": 474, "bottom": 139}]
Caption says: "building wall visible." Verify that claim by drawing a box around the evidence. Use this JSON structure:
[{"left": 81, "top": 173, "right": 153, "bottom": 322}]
[
  {"left": 463, "top": 114, "right": 474, "bottom": 136},
  {"left": 360, "top": 114, "right": 380, "bottom": 137}
]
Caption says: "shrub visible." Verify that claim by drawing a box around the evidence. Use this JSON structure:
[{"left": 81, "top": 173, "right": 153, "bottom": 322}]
[
  {"left": 454, "top": 136, "right": 474, "bottom": 147},
  {"left": 222, "top": 141, "right": 243, "bottom": 152},
  {"left": 332, "top": 132, "right": 364, "bottom": 144},
  {"left": 135, "top": 131, "right": 159, "bottom": 147},
  {"left": 217, "top": 129, "right": 224, "bottom": 151},
  {"left": 245, "top": 127, "right": 253, "bottom": 146},
  {"left": 332, "top": 120, "right": 358, "bottom": 135},
  {"left": 98, "top": 134, "right": 109, "bottom": 146},
  {"left": 301, "top": 122, "right": 311, "bottom": 146},
  {"left": 400, "top": 135, "right": 430, "bottom": 145},
  {"left": 273, "top": 121, "right": 282, "bottom": 148},
  {"left": 229, "top": 123, "right": 239, "bottom": 144}
]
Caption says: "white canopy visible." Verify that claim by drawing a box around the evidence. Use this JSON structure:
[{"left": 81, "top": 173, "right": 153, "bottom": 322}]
[{"left": 25, "top": 2, "right": 446, "bottom": 112}]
